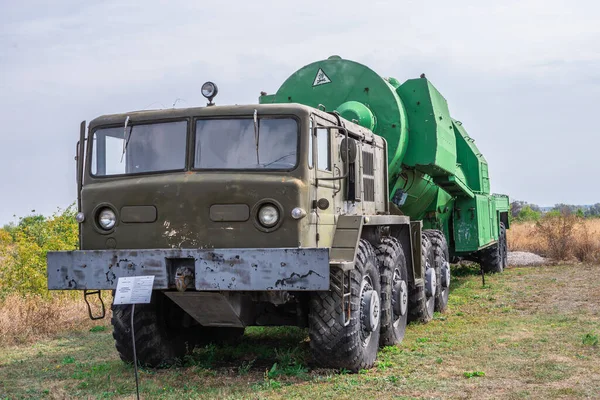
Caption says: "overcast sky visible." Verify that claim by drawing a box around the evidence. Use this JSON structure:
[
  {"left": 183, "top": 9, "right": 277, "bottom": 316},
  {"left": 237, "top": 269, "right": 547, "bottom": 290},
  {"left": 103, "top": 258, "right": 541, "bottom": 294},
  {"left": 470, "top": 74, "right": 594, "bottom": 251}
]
[{"left": 1, "top": 0, "right": 599, "bottom": 224}]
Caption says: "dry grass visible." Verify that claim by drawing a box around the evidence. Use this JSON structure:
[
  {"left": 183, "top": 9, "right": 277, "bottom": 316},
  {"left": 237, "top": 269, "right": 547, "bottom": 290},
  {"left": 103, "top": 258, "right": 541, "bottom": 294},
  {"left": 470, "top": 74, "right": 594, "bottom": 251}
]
[
  {"left": 0, "top": 293, "right": 111, "bottom": 346},
  {"left": 508, "top": 218, "right": 600, "bottom": 262}
]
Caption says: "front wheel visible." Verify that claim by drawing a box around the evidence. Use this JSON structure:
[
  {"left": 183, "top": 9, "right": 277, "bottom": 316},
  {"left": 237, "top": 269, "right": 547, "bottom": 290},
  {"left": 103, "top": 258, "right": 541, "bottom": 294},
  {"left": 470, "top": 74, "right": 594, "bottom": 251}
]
[
  {"left": 112, "top": 293, "right": 244, "bottom": 367},
  {"left": 112, "top": 293, "right": 188, "bottom": 367},
  {"left": 309, "top": 240, "right": 381, "bottom": 371}
]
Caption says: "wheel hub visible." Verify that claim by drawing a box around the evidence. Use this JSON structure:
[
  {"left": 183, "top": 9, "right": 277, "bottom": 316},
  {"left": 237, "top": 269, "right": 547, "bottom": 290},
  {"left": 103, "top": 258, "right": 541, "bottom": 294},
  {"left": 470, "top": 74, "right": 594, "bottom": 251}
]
[
  {"left": 441, "top": 261, "right": 450, "bottom": 288},
  {"left": 393, "top": 280, "right": 408, "bottom": 317},
  {"left": 362, "top": 289, "right": 380, "bottom": 332},
  {"left": 425, "top": 268, "right": 437, "bottom": 298}
]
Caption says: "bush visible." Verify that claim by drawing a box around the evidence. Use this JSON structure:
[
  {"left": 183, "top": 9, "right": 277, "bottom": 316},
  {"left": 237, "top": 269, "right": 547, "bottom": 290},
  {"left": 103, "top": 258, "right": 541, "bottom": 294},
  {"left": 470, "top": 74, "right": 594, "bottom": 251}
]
[
  {"left": 509, "top": 213, "right": 600, "bottom": 262},
  {"left": 535, "top": 212, "right": 578, "bottom": 260},
  {"left": 0, "top": 205, "right": 78, "bottom": 298},
  {"left": 516, "top": 206, "right": 541, "bottom": 222}
]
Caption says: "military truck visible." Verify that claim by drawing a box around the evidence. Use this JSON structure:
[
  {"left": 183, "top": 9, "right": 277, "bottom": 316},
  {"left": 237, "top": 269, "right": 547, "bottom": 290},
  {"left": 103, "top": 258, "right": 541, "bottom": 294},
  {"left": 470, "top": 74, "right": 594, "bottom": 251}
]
[{"left": 47, "top": 56, "right": 509, "bottom": 371}]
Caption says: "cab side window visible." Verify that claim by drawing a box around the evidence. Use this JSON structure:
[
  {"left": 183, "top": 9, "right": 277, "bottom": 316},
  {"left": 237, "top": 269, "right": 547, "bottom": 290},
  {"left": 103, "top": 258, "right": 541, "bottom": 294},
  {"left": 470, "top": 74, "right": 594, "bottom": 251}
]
[
  {"left": 308, "top": 120, "right": 313, "bottom": 168},
  {"left": 316, "top": 128, "right": 331, "bottom": 171}
]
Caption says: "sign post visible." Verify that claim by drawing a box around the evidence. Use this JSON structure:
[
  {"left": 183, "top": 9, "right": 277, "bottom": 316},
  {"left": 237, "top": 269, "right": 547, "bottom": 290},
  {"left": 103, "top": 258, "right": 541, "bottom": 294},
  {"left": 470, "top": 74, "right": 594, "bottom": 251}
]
[{"left": 114, "top": 276, "right": 155, "bottom": 400}]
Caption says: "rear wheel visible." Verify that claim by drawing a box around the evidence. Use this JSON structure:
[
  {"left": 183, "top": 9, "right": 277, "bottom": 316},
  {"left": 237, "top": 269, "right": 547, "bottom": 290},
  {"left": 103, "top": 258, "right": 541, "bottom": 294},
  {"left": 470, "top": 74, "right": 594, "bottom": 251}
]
[
  {"left": 376, "top": 237, "right": 409, "bottom": 346},
  {"left": 424, "top": 230, "right": 450, "bottom": 313},
  {"left": 408, "top": 233, "right": 435, "bottom": 323},
  {"left": 309, "top": 240, "right": 381, "bottom": 371},
  {"left": 479, "top": 222, "right": 507, "bottom": 274},
  {"left": 500, "top": 222, "right": 508, "bottom": 270}
]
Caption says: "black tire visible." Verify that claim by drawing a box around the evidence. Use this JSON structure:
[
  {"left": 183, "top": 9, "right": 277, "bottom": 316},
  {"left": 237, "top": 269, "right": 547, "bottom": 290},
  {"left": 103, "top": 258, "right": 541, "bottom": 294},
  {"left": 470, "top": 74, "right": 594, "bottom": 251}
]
[
  {"left": 309, "top": 239, "right": 381, "bottom": 371},
  {"left": 375, "top": 237, "right": 409, "bottom": 346},
  {"left": 408, "top": 233, "right": 435, "bottom": 323},
  {"left": 424, "top": 230, "right": 450, "bottom": 313},
  {"left": 112, "top": 293, "right": 244, "bottom": 367},
  {"left": 479, "top": 222, "right": 507, "bottom": 274},
  {"left": 500, "top": 222, "right": 508, "bottom": 270}
]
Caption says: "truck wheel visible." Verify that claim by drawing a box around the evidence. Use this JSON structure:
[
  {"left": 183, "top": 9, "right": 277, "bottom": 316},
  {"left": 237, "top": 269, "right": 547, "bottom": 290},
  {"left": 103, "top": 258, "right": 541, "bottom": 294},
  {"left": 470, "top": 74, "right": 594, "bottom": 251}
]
[
  {"left": 376, "top": 237, "right": 408, "bottom": 346},
  {"left": 424, "top": 230, "right": 450, "bottom": 313},
  {"left": 479, "top": 222, "right": 507, "bottom": 274},
  {"left": 309, "top": 239, "right": 381, "bottom": 371},
  {"left": 112, "top": 293, "right": 187, "bottom": 367},
  {"left": 500, "top": 222, "right": 508, "bottom": 270},
  {"left": 112, "top": 293, "right": 244, "bottom": 367},
  {"left": 408, "top": 233, "right": 435, "bottom": 323}
]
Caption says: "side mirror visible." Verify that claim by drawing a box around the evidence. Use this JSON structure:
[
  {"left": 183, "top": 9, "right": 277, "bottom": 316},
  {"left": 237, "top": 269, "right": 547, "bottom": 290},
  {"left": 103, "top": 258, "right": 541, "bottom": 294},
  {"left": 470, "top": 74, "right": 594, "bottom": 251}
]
[{"left": 340, "top": 137, "right": 357, "bottom": 164}]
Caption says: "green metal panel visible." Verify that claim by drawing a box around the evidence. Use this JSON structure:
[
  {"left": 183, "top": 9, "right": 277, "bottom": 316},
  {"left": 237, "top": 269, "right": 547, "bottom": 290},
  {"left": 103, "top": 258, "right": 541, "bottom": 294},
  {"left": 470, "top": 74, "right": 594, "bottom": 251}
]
[
  {"left": 396, "top": 79, "right": 457, "bottom": 177},
  {"left": 494, "top": 194, "right": 510, "bottom": 213},
  {"left": 453, "top": 194, "right": 496, "bottom": 252},
  {"left": 423, "top": 188, "right": 454, "bottom": 240},
  {"left": 489, "top": 198, "right": 498, "bottom": 241},
  {"left": 453, "top": 120, "right": 489, "bottom": 194},
  {"left": 390, "top": 169, "right": 438, "bottom": 219}
]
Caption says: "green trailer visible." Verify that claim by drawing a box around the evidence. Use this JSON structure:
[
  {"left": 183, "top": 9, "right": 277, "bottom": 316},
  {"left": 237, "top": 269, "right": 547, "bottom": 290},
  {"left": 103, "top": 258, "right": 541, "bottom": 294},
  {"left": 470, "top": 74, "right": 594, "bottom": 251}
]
[{"left": 261, "top": 56, "right": 510, "bottom": 269}]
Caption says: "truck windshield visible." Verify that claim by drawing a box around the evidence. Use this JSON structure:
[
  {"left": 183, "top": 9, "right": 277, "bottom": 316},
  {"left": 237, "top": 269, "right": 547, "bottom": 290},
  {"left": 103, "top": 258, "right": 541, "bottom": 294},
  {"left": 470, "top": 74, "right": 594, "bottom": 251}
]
[
  {"left": 194, "top": 118, "right": 298, "bottom": 169},
  {"left": 91, "top": 121, "right": 187, "bottom": 176}
]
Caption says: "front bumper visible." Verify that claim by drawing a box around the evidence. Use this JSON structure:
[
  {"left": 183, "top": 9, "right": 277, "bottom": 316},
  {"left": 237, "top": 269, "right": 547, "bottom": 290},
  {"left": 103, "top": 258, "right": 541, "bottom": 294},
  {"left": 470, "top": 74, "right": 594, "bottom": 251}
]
[{"left": 47, "top": 248, "right": 330, "bottom": 291}]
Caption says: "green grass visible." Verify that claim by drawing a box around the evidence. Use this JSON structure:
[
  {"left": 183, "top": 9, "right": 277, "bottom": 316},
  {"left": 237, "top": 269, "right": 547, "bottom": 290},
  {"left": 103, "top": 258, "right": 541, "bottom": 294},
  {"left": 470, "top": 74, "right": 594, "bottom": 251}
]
[{"left": 1, "top": 264, "right": 600, "bottom": 399}]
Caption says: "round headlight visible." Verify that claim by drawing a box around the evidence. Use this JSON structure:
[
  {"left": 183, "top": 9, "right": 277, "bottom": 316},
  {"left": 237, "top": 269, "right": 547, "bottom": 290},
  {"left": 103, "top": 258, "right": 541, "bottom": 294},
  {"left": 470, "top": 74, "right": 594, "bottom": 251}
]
[
  {"left": 258, "top": 205, "right": 279, "bottom": 227},
  {"left": 201, "top": 81, "right": 218, "bottom": 99},
  {"left": 98, "top": 208, "right": 116, "bottom": 230}
]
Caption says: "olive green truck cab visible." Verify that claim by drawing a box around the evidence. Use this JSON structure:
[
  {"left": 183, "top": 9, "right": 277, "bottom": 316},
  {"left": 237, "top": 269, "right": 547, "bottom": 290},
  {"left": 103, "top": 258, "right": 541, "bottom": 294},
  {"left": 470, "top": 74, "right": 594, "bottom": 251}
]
[{"left": 47, "top": 57, "right": 509, "bottom": 371}]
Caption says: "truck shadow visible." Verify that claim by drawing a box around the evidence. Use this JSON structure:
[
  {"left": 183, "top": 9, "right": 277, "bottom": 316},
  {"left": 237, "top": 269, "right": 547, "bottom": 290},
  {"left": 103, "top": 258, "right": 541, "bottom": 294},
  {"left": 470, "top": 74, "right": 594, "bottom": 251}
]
[{"left": 183, "top": 326, "right": 312, "bottom": 373}]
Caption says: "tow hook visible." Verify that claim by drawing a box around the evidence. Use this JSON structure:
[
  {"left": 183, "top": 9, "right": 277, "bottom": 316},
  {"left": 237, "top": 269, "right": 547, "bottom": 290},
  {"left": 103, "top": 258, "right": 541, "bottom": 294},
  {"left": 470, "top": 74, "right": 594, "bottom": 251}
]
[{"left": 175, "top": 267, "right": 195, "bottom": 292}]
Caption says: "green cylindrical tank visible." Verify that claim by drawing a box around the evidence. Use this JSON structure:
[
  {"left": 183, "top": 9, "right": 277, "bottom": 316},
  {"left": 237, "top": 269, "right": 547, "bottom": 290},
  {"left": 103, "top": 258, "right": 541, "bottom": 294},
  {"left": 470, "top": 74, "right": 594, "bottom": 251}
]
[
  {"left": 260, "top": 56, "right": 486, "bottom": 221},
  {"left": 261, "top": 56, "right": 510, "bottom": 256},
  {"left": 266, "top": 56, "right": 409, "bottom": 177}
]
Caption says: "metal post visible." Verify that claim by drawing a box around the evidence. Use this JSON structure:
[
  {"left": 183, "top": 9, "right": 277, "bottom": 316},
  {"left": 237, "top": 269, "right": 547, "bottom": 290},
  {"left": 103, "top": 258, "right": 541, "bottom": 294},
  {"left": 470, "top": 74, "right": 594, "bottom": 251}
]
[
  {"left": 131, "top": 304, "right": 140, "bottom": 400},
  {"left": 480, "top": 266, "right": 485, "bottom": 287}
]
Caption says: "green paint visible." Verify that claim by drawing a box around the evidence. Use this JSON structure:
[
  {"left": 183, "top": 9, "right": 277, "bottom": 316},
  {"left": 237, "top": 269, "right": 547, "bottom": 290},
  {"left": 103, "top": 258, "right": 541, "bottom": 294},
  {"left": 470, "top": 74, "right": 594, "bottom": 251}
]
[
  {"left": 263, "top": 57, "right": 409, "bottom": 175},
  {"left": 265, "top": 56, "right": 510, "bottom": 255}
]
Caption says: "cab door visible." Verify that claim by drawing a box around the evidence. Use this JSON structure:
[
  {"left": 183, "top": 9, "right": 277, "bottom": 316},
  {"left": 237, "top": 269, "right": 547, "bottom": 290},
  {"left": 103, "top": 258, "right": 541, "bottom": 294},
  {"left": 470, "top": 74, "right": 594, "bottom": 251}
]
[{"left": 309, "top": 115, "right": 343, "bottom": 247}]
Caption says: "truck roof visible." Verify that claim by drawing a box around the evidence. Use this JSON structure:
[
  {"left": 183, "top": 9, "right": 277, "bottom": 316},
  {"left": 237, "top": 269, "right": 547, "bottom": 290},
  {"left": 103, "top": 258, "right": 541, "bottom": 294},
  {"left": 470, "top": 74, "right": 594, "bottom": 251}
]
[
  {"left": 89, "top": 103, "right": 316, "bottom": 129},
  {"left": 88, "top": 102, "right": 380, "bottom": 145}
]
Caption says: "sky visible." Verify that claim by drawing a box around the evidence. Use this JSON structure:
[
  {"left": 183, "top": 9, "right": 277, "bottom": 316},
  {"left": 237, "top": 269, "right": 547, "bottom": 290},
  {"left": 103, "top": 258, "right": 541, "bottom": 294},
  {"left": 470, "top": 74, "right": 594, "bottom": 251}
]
[{"left": 1, "top": 0, "right": 599, "bottom": 224}]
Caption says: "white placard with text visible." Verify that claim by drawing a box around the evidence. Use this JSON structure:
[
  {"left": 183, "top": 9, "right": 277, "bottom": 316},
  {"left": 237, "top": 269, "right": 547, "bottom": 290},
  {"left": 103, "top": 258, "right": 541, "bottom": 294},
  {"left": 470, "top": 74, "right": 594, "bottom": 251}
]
[{"left": 113, "top": 276, "right": 155, "bottom": 305}]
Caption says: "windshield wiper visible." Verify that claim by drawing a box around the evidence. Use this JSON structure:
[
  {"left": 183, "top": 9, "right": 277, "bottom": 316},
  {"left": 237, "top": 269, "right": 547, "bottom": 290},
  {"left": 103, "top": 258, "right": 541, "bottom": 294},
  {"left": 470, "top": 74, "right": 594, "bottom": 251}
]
[
  {"left": 120, "top": 116, "right": 132, "bottom": 163},
  {"left": 261, "top": 152, "right": 296, "bottom": 168},
  {"left": 253, "top": 109, "right": 260, "bottom": 164}
]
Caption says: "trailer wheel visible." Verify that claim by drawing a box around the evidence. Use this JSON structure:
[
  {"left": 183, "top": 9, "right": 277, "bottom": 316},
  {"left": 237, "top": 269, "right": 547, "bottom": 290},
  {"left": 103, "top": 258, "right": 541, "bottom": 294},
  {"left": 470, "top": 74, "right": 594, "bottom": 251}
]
[
  {"left": 479, "top": 222, "right": 507, "bottom": 273},
  {"left": 424, "top": 230, "right": 450, "bottom": 313},
  {"left": 309, "top": 239, "right": 381, "bottom": 371},
  {"left": 408, "top": 233, "right": 435, "bottom": 323},
  {"left": 500, "top": 222, "right": 508, "bottom": 270},
  {"left": 376, "top": 237, "right": 408, "bottom": 346},
  {"left": 112, "top": 293, "right": 243, "bottom": 367}
]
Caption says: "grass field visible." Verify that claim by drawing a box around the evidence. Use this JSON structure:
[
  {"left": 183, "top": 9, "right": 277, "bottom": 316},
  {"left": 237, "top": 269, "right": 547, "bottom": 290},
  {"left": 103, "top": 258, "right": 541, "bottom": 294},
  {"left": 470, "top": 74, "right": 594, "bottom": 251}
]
[{"left": 1, "top": 263, "right": 599, "bottom": 400}]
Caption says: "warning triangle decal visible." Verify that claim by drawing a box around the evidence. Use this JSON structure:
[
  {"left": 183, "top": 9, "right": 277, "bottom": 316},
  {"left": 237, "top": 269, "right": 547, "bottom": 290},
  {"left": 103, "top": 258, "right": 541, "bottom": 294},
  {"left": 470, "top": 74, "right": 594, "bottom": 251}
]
[{"left": 312, "top": 68, "right": 332, "bottom": 87}]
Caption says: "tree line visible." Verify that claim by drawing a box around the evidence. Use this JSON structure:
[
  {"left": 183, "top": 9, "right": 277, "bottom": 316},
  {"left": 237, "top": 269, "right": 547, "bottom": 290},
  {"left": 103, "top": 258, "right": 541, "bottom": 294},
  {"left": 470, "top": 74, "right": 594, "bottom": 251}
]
[{"left": 510, "top": 201, "right": 600, "bottom": 222}]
